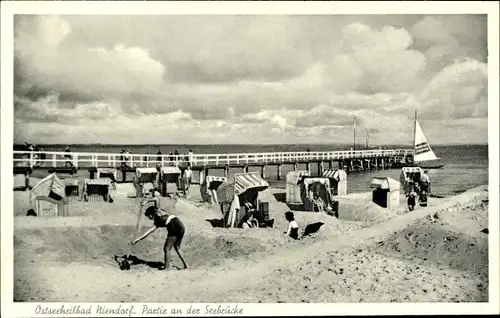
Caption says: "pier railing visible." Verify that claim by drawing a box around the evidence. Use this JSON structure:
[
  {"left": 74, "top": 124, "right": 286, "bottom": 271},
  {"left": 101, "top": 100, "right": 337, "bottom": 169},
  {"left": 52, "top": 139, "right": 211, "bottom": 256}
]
[{"left": 13, "top": 149, "right": 413, "bottom": 170}]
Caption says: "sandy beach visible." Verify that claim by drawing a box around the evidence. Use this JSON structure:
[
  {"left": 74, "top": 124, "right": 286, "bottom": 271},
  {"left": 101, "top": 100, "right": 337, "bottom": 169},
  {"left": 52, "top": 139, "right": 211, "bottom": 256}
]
[{"left": 12, "top": 176, "right": 489, "bottom": 303}]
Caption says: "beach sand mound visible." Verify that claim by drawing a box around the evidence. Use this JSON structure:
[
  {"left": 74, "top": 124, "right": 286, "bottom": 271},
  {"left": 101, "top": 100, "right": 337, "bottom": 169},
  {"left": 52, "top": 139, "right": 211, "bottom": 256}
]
[
  {"left": 14, "top": 223, "right": 276, "bottom": 272},
  {"left": 14, "top": 186, "right": 489, "bottom": 302},
  {"left": 14, "top": 181, "right": 488, "bottom": 302},
  {"left": 337, "top": 199, "right": 396, "bottom": 222},
  {"left": 372, "top": 188, "right": 489, "bottom": 275}
]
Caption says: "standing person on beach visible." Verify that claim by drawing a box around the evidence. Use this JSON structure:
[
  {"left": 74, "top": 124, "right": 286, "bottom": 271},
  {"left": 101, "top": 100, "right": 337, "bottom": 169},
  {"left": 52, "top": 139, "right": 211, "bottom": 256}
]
[
  {"left": 182, "top": 165, "right": 193, "bottom": 196},
  {"left": 284, "top": 211, "right": 299, "bottom": 240},
  {"left": 406, "top": 185, "right": 417, "bottom": 211},
  {"left": 131, "top": 205, "right": 189, "bottom": 271},
  {"left": 420, "top": 170, "right": 431, "bottom": 193}
]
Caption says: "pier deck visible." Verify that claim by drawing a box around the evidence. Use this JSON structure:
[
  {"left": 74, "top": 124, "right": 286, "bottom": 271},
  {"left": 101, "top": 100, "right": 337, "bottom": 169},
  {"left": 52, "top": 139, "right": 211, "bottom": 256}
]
[
  {"left": 14, "top": 149, "right": 413, "bottom": 184},
  {"left": 14, "top": 149, "right": 413, "bottom": 170}
]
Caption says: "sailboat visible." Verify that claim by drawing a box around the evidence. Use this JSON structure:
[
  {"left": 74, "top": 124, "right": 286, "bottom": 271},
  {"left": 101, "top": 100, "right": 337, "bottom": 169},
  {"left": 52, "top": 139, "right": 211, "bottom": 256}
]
[{"left": 410, "top": 110, "right": 444, "bottom": 169}]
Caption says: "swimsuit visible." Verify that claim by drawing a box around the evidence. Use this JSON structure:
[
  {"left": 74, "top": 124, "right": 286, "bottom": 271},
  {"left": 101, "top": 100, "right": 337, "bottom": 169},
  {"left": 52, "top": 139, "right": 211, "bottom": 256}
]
[
  {"left": 153, "top": 213, "right": 185, "bottom": 238},
  {"left": 287, "top": 220, "right": 299, "bottom": 240}
]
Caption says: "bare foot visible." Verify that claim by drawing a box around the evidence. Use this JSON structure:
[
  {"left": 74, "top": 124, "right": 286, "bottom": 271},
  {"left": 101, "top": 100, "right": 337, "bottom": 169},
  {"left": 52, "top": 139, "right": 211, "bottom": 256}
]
[{"left": 174, "top": 265, "right": 188, "bottom": 270}]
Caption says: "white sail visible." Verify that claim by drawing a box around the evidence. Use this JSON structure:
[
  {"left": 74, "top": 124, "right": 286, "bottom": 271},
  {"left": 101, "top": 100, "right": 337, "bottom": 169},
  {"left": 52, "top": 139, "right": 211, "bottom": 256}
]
[{"left": 414, "top": 120, "right": 439, "bottom": 162}]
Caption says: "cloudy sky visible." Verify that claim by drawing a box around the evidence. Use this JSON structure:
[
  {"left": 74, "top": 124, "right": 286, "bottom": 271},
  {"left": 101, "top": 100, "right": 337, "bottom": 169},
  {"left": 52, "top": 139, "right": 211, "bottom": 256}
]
[{"left": 13, "top": 14, "right": 488, "bottom": 145}]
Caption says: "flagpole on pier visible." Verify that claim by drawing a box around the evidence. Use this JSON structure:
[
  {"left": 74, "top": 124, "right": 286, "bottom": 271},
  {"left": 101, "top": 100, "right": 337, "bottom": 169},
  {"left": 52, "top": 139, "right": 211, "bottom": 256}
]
[{"left": 353, "top": 117, "right": 356, "bottom": 151}]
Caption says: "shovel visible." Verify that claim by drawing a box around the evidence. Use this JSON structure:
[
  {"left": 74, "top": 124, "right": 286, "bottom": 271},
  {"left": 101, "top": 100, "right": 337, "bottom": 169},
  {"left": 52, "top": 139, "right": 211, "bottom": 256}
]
[{"left": 115, "top": 204, "right": 144, "bottom": 270}]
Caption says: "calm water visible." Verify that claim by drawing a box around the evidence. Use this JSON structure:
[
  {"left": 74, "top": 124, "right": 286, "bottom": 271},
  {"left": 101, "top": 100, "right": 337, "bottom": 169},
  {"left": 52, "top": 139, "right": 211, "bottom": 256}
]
[{"left": 19, "top": 144, "right": 489, "bottom": 197}]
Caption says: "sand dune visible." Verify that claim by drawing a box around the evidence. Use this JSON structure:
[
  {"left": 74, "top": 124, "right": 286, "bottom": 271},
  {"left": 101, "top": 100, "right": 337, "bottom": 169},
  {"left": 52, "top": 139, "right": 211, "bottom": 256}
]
[{"left": 13, "top": 184, "right": 488, "bottom": 302}]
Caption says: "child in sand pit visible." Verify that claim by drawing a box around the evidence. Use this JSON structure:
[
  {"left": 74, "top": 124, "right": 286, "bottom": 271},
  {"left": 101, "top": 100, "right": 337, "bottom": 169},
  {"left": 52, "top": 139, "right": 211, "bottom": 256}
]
[
  {"left": 406, "top": 184, "right": 417, "bottom": 211},
  {"left": 131, "top": 205, "right": 188, "bottom": 270},
  {"left": 284, "top": 211, "right": 299, "bottom": 240}
]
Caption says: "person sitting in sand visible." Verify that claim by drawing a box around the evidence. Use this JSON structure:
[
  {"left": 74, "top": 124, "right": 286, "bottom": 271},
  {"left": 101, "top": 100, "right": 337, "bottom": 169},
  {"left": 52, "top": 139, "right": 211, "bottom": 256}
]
[
  {"left": 131, "top": 205, "right": 188, "bottom": 271},
  {"left": 284, "top": 211, "right": 299, "bottom": 240},
  {"left": 310, "top": 183, "right": 325, "bottom": 213},
  {"left": 241, "top": 212, "right": 259, "bottom": 229}
]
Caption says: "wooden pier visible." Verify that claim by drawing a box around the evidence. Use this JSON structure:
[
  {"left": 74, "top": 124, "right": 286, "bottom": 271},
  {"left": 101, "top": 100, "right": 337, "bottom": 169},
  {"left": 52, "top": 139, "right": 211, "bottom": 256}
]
[{"left": 13, "top": 149, "right": 414, "bottom": 184}]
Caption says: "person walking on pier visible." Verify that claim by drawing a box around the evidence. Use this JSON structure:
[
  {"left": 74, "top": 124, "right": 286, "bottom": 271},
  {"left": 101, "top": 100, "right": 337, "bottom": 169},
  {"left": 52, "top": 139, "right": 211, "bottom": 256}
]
[
  {"left": 132, "top": 205, "right": 189, "bottom": 271},
  {"left": 40, "top": 147, "right": 46, "bottom": 167},
  {"left": 64, "top": 146, "right": 73, "bottom": 168},
  {"left": 188, "top": 149, "right": 194, "bottom": 165},
  {"left": 156, "top": 149, "right": 163, "bottom": 167},
  {"left": 174, "top": 149, "right": 180, "bottom": 163}
]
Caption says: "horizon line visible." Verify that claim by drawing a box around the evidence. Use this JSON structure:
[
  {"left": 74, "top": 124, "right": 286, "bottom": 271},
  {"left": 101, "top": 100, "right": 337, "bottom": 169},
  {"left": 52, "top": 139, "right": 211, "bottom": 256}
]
[{"left": 12, "top": 142, "right": 488, "bottom": 147}]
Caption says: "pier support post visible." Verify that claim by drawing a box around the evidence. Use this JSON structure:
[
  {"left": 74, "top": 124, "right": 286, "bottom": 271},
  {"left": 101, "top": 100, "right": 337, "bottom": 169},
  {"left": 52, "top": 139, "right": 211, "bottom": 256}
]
[
  {"left": 375, "top": 158, "right": 378, "bottom": 170},
  {"left": 329, "top": 161, "right": 333, "bottom": 169},
  {"left": 201, "top": 168, "right": 208, "bottom": 183},
  {"left": 244, "top": 165, "right": 249, "bottom": 173},
  {"left": 122, "top": 169, "right": 127, "bottom": 183},
  {"left": 277, "top": 164, "right": 282, "bottom": 180},
  {"left": 261, "top": 165, "right": 266, "bottom": 179},
  {"left": 24, "top": 170, "right": 30, "bottom": 191},
  {"left": 318, "top": 162, "right": 323, "bottom": 176},
  {"left": 224, "top": 166, "right": 229, "bottom": 179},
  {"left": 306, "top": 162, "right": 310, "bottom": 174},
  {"left": 381, "top": 158, "right": 384, "bottom": 170},
  {"left": 293, "top": 162, "right": 298, "bottom": 171}
]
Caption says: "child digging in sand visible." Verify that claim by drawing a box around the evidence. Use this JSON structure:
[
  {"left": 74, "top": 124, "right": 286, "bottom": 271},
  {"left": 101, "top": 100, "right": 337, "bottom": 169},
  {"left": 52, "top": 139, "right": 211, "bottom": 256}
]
[
  {"left": 284, "top": 211, "right": 299, "bottom": 240},
  {"left": 131, "top": 205, "right": 188, "bottom": 270}
]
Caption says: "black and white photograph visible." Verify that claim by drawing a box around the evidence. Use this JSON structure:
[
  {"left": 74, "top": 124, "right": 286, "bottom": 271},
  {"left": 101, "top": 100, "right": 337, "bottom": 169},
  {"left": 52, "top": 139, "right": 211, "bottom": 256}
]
[{"left": 1, "top": 1, "right": 499, "bottom": 316}]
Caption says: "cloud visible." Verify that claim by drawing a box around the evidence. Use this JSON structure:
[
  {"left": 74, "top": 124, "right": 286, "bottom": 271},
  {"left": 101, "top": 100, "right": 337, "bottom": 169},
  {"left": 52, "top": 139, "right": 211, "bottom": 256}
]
[
  {"left": 419, "top": 59, "right": 487, "bottom": 120},
  {"left": 411, "top": 15, "right": 487, "bottom": 72},
  {"left": 12, "top": 15, "right": 489, "bottom": 145},
  {"left": 15, "top": 15, "right": 165, "bottom": 107},
  {"left": 328, "top": 23, "right": 427, "bottom": 94}
]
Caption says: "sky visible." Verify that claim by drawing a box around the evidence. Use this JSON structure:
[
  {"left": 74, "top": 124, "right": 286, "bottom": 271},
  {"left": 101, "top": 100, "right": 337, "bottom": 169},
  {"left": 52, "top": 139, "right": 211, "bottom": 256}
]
[{"left": 13, "top": 14, "right": 488, "bottom": 145}]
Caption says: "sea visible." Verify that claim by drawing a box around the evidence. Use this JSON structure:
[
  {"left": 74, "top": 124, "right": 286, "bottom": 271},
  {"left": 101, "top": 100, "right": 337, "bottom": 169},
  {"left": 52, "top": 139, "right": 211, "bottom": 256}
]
[{"left": 17, "top": 144, "right": 489, "bottom": 197}]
